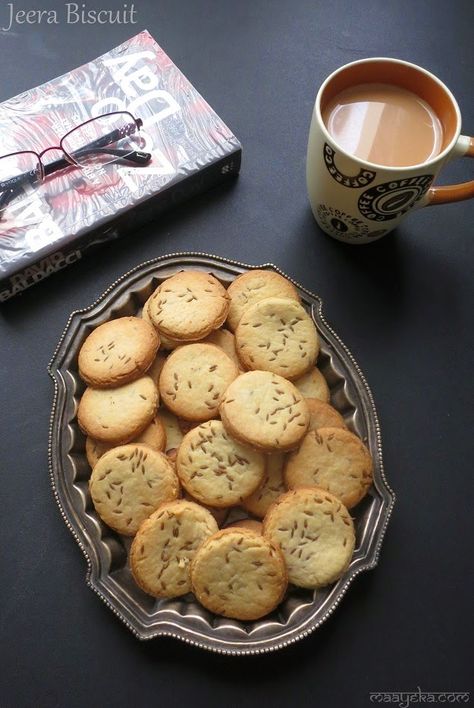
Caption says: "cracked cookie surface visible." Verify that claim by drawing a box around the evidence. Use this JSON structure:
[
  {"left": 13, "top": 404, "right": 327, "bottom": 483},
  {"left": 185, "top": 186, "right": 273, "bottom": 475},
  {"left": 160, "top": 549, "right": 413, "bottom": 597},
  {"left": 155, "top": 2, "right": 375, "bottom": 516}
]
[
  {"left": 284, "top": 427, "right": 373, "bottom": 509},
  {"left": 226, "top": 270, "right": 300, "bottom": 332},
  {"left": 89, "top": 444, "right": 179, "bottom": 536},
  {"left": 130, "top": 500, "right": 218, "bottom": 597},
  {"left": 191, "top": 528, "right": 287, "bottom": 620},
  {"left": 78, "top": 376, "right": 159, "bottom": 444},
  {"left": 177, "top": 420, "right": 265, "bottom": 507},
  {"left": 148, "top": 271, "right": 230, "bottom": 341},
  {"left": 159, "top": 343, "right": 238, "bottom": 421},
  {"left": 263, "top": 487, "right": 355, "bottom": 588},
  {"left": 235, "top": 297, "right": 319, "bottom": 379},
  {"left": 220, "top": 371, "right": 310, "bottom": 451}
]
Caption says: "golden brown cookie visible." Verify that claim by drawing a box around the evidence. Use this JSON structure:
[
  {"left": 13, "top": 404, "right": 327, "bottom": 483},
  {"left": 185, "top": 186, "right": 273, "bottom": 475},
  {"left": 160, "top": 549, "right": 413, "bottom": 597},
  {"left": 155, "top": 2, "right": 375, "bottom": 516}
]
[
  {"left": 148, "top": 271, "right": 230, "bottom": 341},
  {"left": 89, "top": 444, "right": 179, "bottom": 535},
  {"left": 142, "top": 296, "right": 183, "bottom": 349},
  {"left": 293, "top": 367, "right": 330, "bottom": 402},
  {"left": 146, "top": 351, "right": 168, "bottom": 386},
  {"left": 202, "top": 328, "right": 241, "bottom": 369},
  {"left": 77, "top": 376, "right": 159, "bottom": 444},
  {"left": 306, "top": 398, "right": 346, "bottom": 432},
  {"left": 159, "top": 408, "right": 184, "bottom": 453},
  {"left": 220, "top": 371, "right": 310, "bottom": 452},
  {"left": 182, "top": 490, "right": 229, "bottom": 527},
  {"left": 159, "top": 343, "right": 238, "bottom": 422},
  {"left": 242, "top": 453, "right": 287, "bottom": 518},
  {"left": 176, "top": 420, "right": 266, "bottom": 507},
  {"left": 284, "top": 427, "right": 373, "bottom": 508},
  {"left": 130, "top": 500, "right": 218, "bottom": 597},
  {"left": 235, "top": 297, "right": 319, "bottom": 380},
  {"left": 190, "top": 528, "right": 287, "bottom": 620},
  {"left": 226, "top": 270, "right": 300, "bottom": 332},
  {"left": 78, "top": 316, "right": 159, "bottom": 388},
  {"left": 263, "top": 487, "right": 355, "bottom": 588},
  {"left": 85, "top": 415, "right": 166, "bottom": 467}
]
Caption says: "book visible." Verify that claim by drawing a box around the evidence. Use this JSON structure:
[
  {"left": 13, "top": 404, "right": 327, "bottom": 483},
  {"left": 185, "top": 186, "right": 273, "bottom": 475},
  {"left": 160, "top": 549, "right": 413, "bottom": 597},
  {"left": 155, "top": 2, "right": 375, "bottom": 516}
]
[{"left": 0, "top": 30, "right": 241, "bottom": 301}]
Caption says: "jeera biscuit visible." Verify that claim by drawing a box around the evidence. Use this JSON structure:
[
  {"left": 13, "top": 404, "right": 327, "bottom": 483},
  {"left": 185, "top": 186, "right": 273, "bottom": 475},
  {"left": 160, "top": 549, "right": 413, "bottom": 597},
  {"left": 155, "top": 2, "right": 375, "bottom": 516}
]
[
  {"left": 78, "top": 376, "right": 158, "bottom": 444},
  {"left": 78, "top": 316, "right": 159, "bottom": 388},
  {"left": 220, "top": 371, "right": 310, "bottom": 451},
  {"left": 89, "top": 444, "right": 179, "bottom": 536},
  {"left": 235, "top": 297, "right": 319, "bottom": 380},
  {"left": 131, "top": 500, "right": 218, "bottom": 597},
  {"left": 293, "top": 367, "right": 330, "bottom": 402},
  {"left": 148, "top": 271, "right": 230, "bottom": 341},
  {"left": 263, "top": 487, "right": 355, "bottom": 588},
  {"left": 176, "top": 420, "right": 265, "bottom": 507},
  {"left": 86, "top": 415, "right": 166, "bottom": 467},
  {"left": 242, "top": 452, "right": 287, "bottom": 518},
  {"left": 191, "top": 528, "right": 287, "bottom": 620},
  {"left": 226, "top": 270, "right": 300, "bottom": 332},
  {"left": 159, "top": 343, "right": 238, "bottom": 422},
  {"left": 285, "top": 427, "right": 373, "bottom": 509}
]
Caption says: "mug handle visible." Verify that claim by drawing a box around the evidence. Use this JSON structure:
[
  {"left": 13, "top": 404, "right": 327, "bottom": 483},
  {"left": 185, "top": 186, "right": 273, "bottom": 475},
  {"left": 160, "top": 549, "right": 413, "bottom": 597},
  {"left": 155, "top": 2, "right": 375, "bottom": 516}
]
[{"left": 427, "top": 135, "right": 474, "bottom": 205}]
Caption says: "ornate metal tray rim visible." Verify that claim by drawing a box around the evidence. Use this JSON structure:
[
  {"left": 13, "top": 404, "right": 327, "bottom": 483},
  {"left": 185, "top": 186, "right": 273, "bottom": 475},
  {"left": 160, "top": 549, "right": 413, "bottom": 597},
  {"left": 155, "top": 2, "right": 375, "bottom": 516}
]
[{"left": 48, "top": 252, "right": 396, "bottom": 655}]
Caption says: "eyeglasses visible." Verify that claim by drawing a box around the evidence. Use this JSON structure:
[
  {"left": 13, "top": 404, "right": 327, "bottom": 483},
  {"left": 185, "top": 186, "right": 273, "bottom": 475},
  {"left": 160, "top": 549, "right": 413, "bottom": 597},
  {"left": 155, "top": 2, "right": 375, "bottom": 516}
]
[{"left": 0, "top": 111, "right": 152, "bottom": 220}]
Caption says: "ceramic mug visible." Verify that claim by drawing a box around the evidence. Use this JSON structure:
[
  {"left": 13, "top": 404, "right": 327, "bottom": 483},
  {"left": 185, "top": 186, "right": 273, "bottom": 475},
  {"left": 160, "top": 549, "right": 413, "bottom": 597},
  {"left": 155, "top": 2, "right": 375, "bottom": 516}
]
[{"left": 306, "top": 57, "right": 474, "bottom": 244}]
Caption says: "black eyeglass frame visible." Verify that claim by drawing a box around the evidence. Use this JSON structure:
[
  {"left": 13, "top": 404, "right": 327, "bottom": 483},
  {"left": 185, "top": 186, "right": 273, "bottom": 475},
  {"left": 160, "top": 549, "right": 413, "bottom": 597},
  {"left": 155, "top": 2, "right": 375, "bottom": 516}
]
[{"left": 0, "top": 110, "right": 151, "bottom": 215}]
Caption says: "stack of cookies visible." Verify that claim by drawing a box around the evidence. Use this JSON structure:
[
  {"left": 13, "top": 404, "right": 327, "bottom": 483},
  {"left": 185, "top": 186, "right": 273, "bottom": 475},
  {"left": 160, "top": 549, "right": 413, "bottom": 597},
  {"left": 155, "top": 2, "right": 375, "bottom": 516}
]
[{"left": 76, "top": 269, "right": 373, "bottom": 622}]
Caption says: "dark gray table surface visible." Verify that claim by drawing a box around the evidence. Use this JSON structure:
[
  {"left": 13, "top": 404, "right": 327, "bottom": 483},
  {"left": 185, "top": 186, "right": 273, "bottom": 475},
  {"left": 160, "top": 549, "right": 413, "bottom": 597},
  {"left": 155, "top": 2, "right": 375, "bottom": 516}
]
[{"left": 1, "top": 1, "right": 473, "bottom": 707}]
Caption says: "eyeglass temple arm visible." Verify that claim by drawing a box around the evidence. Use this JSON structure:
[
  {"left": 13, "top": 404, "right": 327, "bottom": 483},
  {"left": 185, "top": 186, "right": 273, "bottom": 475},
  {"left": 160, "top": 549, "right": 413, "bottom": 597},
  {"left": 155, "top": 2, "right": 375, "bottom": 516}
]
[{"left": 43, "top": 146, "right": 151, "bottom": 178}]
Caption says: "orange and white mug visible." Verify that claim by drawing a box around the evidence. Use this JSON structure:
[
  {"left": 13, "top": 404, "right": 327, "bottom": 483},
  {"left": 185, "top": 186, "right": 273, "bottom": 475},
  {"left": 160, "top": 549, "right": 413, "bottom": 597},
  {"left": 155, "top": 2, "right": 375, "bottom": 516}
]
[{"left": 306, "top": 58, "right": 474, "bottom": 244}]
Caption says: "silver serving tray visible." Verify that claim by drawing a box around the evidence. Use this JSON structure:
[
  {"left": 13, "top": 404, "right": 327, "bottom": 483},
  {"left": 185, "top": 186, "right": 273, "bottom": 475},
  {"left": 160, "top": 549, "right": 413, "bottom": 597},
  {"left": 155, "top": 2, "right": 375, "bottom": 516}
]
[{"left": 48, "top": 252, "right": 395, "bottom": 655}]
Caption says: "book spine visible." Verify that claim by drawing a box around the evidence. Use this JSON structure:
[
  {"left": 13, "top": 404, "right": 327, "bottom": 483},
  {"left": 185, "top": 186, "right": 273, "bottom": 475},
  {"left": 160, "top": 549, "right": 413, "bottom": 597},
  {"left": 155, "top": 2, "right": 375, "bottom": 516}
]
[{"left": 0, "top": 148, "right": 241, "bottom": 303}]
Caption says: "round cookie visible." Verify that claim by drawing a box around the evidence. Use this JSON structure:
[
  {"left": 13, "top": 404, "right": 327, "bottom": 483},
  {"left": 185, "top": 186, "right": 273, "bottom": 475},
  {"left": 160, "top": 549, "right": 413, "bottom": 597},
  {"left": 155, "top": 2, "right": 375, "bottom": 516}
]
[
  {"left": 78, "top": 376, "right": 158, "bottom": 444},
  {"left": 190, "top": 528, "right": 288, "bottom": 620},
  {"left": 220, "top": 371, "right": 310, "bottom": 452},
  {"left": 148, "top": 271, "right": 230, "bottom": 341},
  {"left": 284, "top": 427, "right": 373, "bottom": 509},
  {"left": 142, "top": 298, "right": 182, "bottom": 349},
  {"left": 306, "top": 398, "right": 346, "bottom": 432},
  {"left": 228, "top": 519, "right": 263, "bottom": 533},
  {"left": 176, "top": 420, "right": 266, "bottom": 507},
  {"left": 202, "top": 328, "right": 241, "bottom": 369},
  {"left": 242, "top": 453, "right": 287, "bottom": 518},
  {"left": 89, "top": 444, "right": 179, "bottom": 536},
  {"left": 146, "top": 351, "right": 168, "bottom": 386},
  {"left": 159, "top": 343, "right": 238, "bottom": 422},
  {"left": 294, "top": 367, "right": 330, "bottom": 402},
  {"left": 131, "top": 500, "right": 218, "bottom": 598},
  {"left": 263, "top": 487, "right": 355, "bottom": 588},
  {"left": 159, "top": 408, "right": 184, "bottom": 453},
  {"left": 182, "top": 490, "right": 229, "bottom": 527},
  {"left": 226, "top": 270, "right": 301, "bottom": 332},
  {"left": 235, "top": 297, "right": 319, "bottom": 380},
  {"left": 86, "top": 415, "right": 167, "bottom": 467},
  {"left": 78, "top": 317, "right": 159, "bottom": 388}
]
